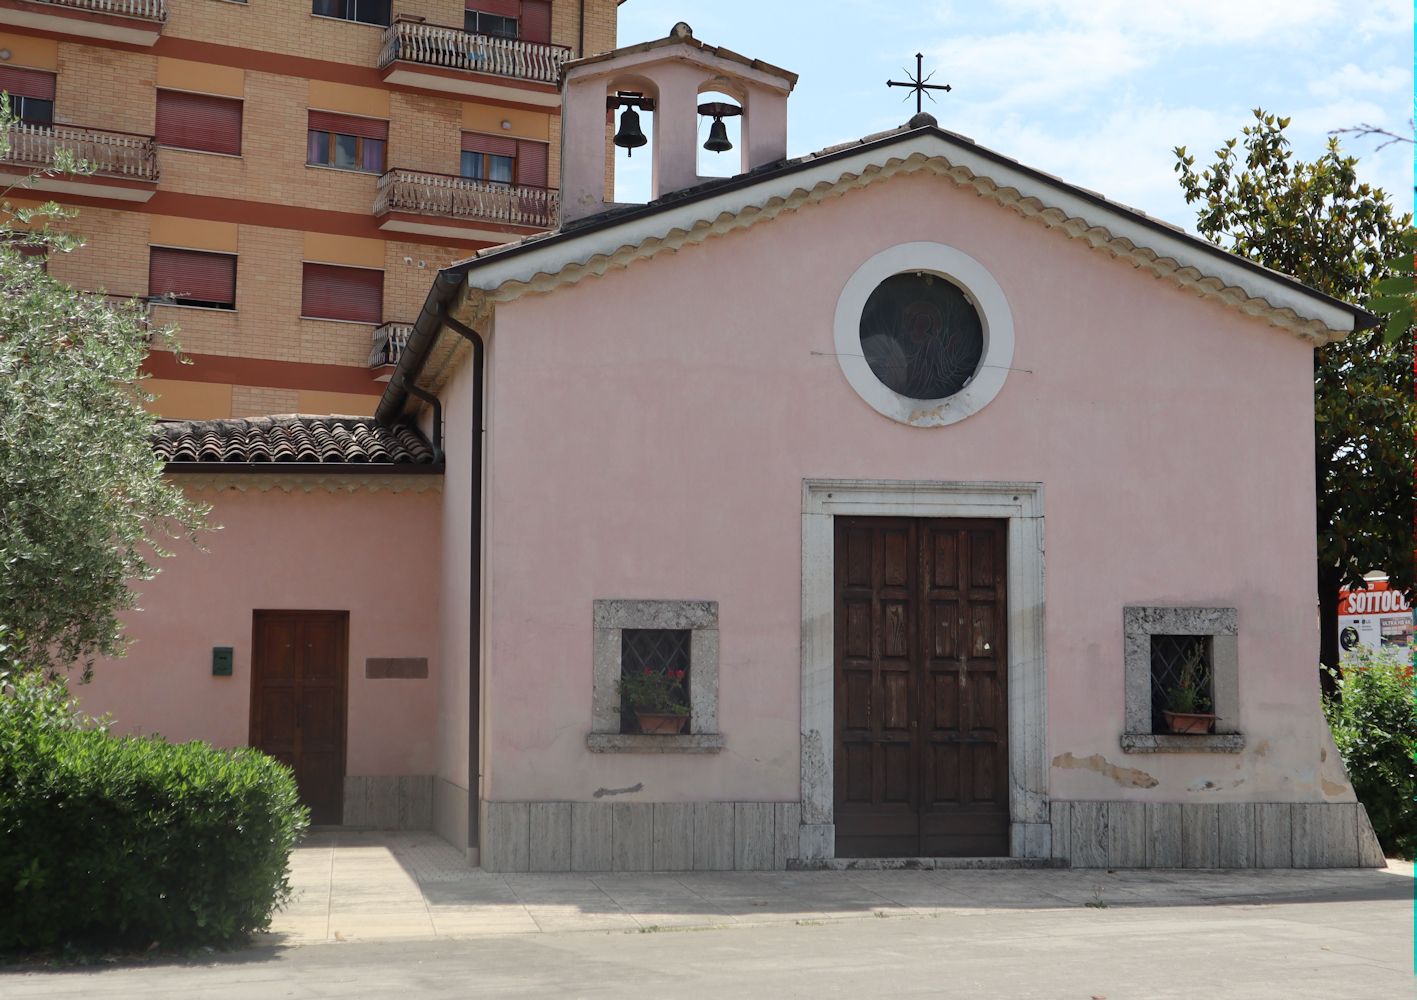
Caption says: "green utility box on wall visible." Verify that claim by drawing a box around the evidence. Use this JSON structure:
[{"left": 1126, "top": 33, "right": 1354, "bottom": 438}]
[{"left": 212, "top": 647, "right": 233, "bottom": 677}]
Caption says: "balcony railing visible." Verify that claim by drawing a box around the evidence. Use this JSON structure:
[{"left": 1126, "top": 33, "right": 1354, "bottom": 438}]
[
  {"left": 369, "top": 322, "right": 413, "bottom": 369},
  {"left": 375, "top": 169, "right": 559, "bottom": 231},
  {"left": 27, "top": 0, "right": 167, "bottom": 21},
  {"left": 378, "top": 19, "right": 570, "bottom": 85},
  {"left": 3, "top": 123, "right": 159, "bottom": 182}
]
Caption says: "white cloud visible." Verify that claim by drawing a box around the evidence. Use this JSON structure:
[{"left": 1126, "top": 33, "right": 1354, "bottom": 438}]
[
  {"left": 988, "top": 0, "right": 1342, "bottom": 45},
  {"left": 930, "top": 29, "right": 1148, "bottom": 112},
  {"left": 1308, "top": 63, "right": 1411, "bottom": 99}
]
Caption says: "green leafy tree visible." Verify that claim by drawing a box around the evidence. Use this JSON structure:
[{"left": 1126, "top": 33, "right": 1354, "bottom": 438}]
[
  {"left": 1174, "top": 110, "right": 1416, "bottom": 685},
  {"left": 0, "top": 109, "right": 207, "bottom": 677},
  {"left": 1323, "top": 645, "right": 1417, "bottom": 859}
]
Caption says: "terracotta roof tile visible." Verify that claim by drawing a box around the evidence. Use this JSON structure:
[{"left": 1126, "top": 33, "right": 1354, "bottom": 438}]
[{"left": 153, "top": 415, "right": 437, "bottom": 467}]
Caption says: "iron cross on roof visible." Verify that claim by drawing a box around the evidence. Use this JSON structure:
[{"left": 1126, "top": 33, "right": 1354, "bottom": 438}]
[{"left": 887, "top": 53, "right": 951, "bottom": 114}]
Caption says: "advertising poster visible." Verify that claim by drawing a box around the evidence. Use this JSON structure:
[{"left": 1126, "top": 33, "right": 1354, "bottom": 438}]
[{"left": 1337, "top": 578, "right": 1414, "bottom": 663}]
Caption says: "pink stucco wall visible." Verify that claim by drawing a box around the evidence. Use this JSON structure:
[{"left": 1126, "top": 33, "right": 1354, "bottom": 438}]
[
  {"left": 474, "top": 170, "right": 1352, "bottom": 805},
  {"left": 77, "top": 484, "right": 442, "bottom": 778},
  {"left": 436, "top": 358, "right": 475, "bottom": 798}
]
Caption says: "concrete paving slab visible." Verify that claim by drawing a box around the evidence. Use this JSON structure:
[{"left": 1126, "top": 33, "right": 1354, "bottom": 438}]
[{"left": 240, "top": 831, "right": 1417, "bottom": 948}]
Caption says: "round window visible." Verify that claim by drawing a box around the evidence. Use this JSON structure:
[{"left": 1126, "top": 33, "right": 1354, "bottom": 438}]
[
  {"left": 858, "top": 272, "right": 984, "bottom": 400},
  {"left": 833, "top": 243, "right": 1014, "bottom": 427}
]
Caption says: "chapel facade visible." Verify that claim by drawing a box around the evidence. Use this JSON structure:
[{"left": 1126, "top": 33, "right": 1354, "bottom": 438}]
[{"left": 85, "top": 23, "right": 1386, "bottom": 872}]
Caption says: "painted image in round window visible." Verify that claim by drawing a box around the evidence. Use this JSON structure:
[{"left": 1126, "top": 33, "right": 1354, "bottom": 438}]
[{"left": 858, "top": 272, "right": 984, "bottom": 400}]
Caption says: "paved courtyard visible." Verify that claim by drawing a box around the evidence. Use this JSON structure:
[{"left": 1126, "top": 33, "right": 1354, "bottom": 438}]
[
  {"left": 262, "top": 831, "right": 1416, "bottom": 943},
  {"left": 4, "top": 832, "right": 1413, "bottom": 999}
]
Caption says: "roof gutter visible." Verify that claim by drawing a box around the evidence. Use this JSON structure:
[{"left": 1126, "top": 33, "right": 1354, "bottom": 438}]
[
  {"left": 399, "top": 380, "right": 444, "bottom": 465},
  {"left": 375, "top": 265, "right": 467, "bottom": 427}
]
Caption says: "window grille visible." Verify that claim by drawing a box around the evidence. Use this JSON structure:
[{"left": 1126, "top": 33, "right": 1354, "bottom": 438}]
[
  {"left": 1149, "top": 633, "right": 1213, "bottom": 733},
  {"left": 619, "top": 628, "right": 691, "bottom": 734}
]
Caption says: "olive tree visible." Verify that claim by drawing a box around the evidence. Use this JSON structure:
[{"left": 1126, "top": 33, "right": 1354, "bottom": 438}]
[{"left": 0, "top": 115, "right": 207, "bottom": 677}]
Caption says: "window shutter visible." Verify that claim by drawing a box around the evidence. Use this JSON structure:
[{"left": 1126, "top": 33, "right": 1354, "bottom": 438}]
[
  {"left": 307, "top": 110, "right": 389, "bottom": 141},
  {"left": 515, "top": 139, "right": 548, "bottom": 187},
  {"left": 461, "top": 131, "right": 517, "bottom": 157},
  {"left": 519, "top": 0, "right": 551, "bottom": 43},
  {"left": 149, "top": 247, "right": 237, "bottom": 305},
  {"left": 155, "top": 90, "right": 243, "bottom": 155},
  {"left": 467, "top": 0, "right": 519, "bottom": 17},
  {"left": 302, "top": 263, "right": 383, "bottom": 323},
  {"left": 0, "top": 67, "right": 55, "bottom": 102}
]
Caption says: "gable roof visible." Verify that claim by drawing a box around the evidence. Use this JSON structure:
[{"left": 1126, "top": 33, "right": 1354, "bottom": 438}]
[
  {"left": 155, "top": 415, "right": 438, "bottom": 472},
  {"left": 376, "top": 116, "right": 1377, "bottom": 424}
]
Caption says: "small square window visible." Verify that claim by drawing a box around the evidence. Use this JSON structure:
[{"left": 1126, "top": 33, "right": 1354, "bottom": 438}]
[
  {"left": 619, "top": 628, "right": 691, "bottom": 734},
  {"left": 590, "top": 600, "right": 721, "bottom": 752},
  {"left": 14, "top": 96, "right": 52, "bottom": 126},
  {"left": 313, "top": 0, "right": 390, "bottom": 26},
  {"left": 1121, "top": 606, "right": 1242, "bottom": 753},
  {"left": 1149, "top": 634, "right": 1213, "bottom": 734},
  {"left": 465, "top": 10, "right": 518, "bottom": 38}
]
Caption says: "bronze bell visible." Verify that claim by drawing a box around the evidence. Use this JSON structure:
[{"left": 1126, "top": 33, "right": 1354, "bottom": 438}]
[
  {"left": 613, "top": 106, "right": 647, "bottom": 156},
  {"left": 703, "top": 117, "right": 733, "bottom": 153}
]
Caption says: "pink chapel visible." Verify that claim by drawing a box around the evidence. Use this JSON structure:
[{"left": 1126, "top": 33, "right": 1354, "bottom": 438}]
[{"left": 80, "top": 23, "right": 1386, "bottom": 871}]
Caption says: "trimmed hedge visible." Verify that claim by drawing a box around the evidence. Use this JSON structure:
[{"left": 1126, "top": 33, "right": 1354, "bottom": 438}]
[
  {"left": 0, "top": 668, "right": 308, "bottom": 953},
  {"left": 1324, "top": 646, "right": 1417, "bottom": 860}
]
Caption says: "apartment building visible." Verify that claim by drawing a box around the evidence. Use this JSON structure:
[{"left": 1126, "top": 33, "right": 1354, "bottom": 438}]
[{"left": 0, "top": 0, "right": 618, "bottom": 418}]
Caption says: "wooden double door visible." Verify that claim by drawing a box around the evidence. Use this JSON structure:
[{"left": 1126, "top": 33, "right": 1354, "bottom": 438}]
[
  {"left": 250, "top": 610, "right": 348, "bottom": 825},
  {"left": 834, "top": 517, "right": 1009, "bottom": 857}
]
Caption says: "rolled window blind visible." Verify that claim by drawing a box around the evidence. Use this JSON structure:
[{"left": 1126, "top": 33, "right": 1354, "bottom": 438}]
[
  {"left": 302, "top": 263, "right": 383, "bottom": 323},
  {"left": 515, "top": 139, "right": 548, "bottom": 186},
  {"left": 466, "top": 0, "right": 519, "bottom": 16},
  {"left": 155, "top": 90, "right": 243, "bottom": 155},
  {"left": 461, "top": 131, "right": 517, "bottom": 157},
  {"left": 520, "top": 0, "right": 551, "bottom": 43},
  {"left": 149, "top": 247, "right": 237, "bottom": 305},
  {"left": 307, "top": 110, "right": 389, "bottom": 141},
  {"left": 0, "top": 67, "right": 55, "bottom": 102}
]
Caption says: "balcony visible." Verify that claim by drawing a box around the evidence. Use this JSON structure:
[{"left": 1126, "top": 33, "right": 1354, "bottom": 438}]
[
  {"left": 377, "top": 18, "right": 569, "bottom": 107},
  {"left": 369, "top": 322, "right": 412, "bottom": 381},
  {"left": 0, "top": 122, "right": 159, "bottom": 202},
  {"left": 374, "top": 169, "right": 558, "bottom": 242},
  {"left": 0, "top": 0, "right": 167, "bottom": 46}
]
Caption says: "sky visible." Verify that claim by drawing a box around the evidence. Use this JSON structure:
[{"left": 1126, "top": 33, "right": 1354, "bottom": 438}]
[{"left": 612, "top": 0, "right": 1414, "bottom": 232}]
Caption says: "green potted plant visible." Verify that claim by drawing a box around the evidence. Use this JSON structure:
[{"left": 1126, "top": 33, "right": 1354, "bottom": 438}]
[
  {"left": 1162, "top": 640, "right": 1217, "bottom": 734},
  {"left": 618, "top": 667, "right": 690, "bottom": 735}
]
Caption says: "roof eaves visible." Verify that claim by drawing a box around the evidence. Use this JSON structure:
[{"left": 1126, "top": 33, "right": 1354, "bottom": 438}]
[
  {"left": 376, "top": 121, "right": 1377, "bottom": 419},
  {"left": 164, "top": 462, "right": 444, "bottom": 475},
  {"left": 447, "top": 125, "right": 1374, "bottom": 332}
]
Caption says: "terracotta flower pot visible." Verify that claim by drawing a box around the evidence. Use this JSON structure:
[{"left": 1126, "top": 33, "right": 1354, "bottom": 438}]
[
  {"left": 635, "top": 712, "right": 688, "bottom": 735},
  {"left": 1163, "top": 710, "right": 1217, "bottom": 735}
]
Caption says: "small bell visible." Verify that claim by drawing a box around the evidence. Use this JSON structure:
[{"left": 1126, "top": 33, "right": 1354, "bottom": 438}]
[
  {"left": 703, "top": 117, "right": 733, "bottom": 153},
  {"left": 614, "top": 106, "right": 647, "bottom": 156}
]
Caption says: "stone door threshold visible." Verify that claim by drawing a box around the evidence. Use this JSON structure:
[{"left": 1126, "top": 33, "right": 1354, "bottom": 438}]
[{"left": 789, "top": 857, "right": 1065, "bottom": 871}]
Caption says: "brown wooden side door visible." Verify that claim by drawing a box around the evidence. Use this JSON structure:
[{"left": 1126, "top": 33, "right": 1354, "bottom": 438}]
[
  {"left": 833, "top": 517, "right": 1009, "bottom": 857},
  {"left": 250, "top": 610, "right": 348, "bottom": 825}
]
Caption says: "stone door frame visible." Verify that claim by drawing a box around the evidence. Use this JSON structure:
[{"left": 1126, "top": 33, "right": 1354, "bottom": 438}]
[{"left": 800, "top": 479, "right": 1050, "bottom": 860}]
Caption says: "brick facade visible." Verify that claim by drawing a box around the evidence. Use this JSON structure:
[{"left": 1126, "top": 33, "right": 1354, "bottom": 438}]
[{"left": 1, "top": 0, "right": 619, "bottom": 418}]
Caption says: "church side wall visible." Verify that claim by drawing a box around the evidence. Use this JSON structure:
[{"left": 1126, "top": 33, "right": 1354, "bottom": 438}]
[
  {"left": 432, "top": 355, "right": 476, "bottom": 856},
  {"left": 77, "top": 482, "right": 443, "bottom": 830}
]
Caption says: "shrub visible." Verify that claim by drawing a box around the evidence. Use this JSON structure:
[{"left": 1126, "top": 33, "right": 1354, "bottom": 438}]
[
  {"left": 0, "top": 666, "right": 309, "bottom": 954},
  {"left": 1323, "top": 645, "right": 1417, "bottom": 860}
]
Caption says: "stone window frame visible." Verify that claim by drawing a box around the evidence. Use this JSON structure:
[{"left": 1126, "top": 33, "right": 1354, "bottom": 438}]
[
  {"left": 1121, "top": 606, "right": 1245, "bottom": 754},
  {"left": 831, "top": 241, "right": 1016, "bottom": 428},
  {"left": 586, "top": 599, "right": 723, "bottom": 754}
]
